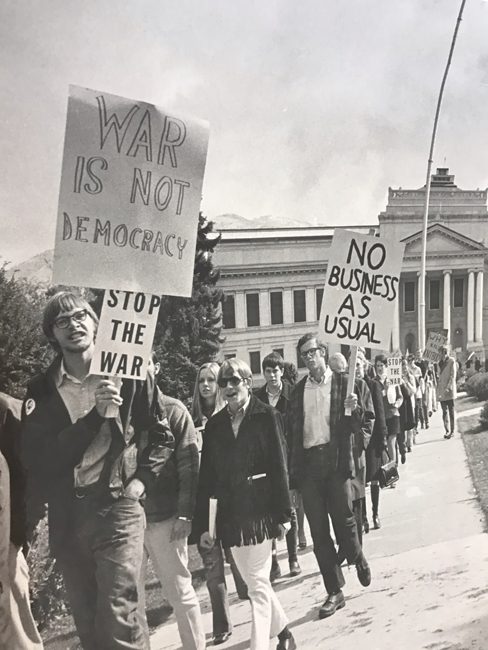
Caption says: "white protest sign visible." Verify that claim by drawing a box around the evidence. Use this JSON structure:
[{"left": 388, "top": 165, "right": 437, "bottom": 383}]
[
  {"left": 423, "top": 329, "right": 448, "bottom": 363},
  {"left": 318, "top": 229, "right": 405, "bottom": 349},
  {"left": 90, "top": 290, "right": 161, "bottom": 380},
  {"left": 387, "top": 356, "right": 402, "bottom": 385},
  {"left": 53, "top": 85, "right": 209, "bottom": 297}
]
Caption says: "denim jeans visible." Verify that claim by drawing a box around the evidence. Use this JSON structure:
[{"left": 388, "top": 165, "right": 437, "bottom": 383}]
[
  {"left": 56, "top": 496, "right": 145, "bottom": 650},
  {"left": 198, "top": 542, "right": 232, "bottom": 636}
]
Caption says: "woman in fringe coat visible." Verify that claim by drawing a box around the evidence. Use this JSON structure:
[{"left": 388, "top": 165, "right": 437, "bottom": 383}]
[{"left": 194, "top": 359, "right": 296, "bottom": 650}]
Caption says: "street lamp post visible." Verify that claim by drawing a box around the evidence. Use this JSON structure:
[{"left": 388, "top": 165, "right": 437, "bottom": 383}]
[{"left": 418, "top": 0, "right": 466, "bottom": 351}]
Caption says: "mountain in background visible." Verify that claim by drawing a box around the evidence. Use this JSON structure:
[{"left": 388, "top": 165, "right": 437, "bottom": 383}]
[{"left": 8, "top": 213, "right": 312, "bottom": 283}]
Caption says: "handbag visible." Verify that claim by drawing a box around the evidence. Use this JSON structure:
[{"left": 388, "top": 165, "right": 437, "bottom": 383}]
[{"left": 375, "top": 452, "right": 399, "bottom": 488}]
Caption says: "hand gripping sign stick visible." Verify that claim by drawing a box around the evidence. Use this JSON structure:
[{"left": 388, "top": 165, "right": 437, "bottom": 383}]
[
  {"left": 105, "top": 376, "right": 123, "bottom": 419},
  {"left": 345, "top": 346, "right": 358, "bottom": 416}
]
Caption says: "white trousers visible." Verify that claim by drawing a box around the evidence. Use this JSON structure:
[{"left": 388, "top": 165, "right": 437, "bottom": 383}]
[
  {"left": 231, "top": 539, "right": 288, "bottom": 650},
  {"left": 139, "top": 518, "right": 205, "bottom": 650}
]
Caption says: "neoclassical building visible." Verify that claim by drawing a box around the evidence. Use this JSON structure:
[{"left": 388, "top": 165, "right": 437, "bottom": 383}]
[{"left": 213, "top": 168, "right": 488, "bottom": 378}]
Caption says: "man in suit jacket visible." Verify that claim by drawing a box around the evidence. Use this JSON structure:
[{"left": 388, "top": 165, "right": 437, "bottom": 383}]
[
  {"left": 287, "top": 333, "right": 375, "bottom": 620},
  {"left": 254, "top": 352, "right": 301, "bottom": 578},
  {"left": 437, "top": 346, "right": 457, "bottom": 439}
]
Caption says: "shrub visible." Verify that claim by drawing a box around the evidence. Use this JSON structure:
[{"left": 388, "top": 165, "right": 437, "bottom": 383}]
[
  {"left": 480, "top": 402, "right": 488, "bottom": 430},
  {"left": 465, "top": 372, "right": 488, "bottom": 401}
]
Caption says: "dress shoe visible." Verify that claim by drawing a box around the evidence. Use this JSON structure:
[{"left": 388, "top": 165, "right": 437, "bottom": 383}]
[
  {"left": 270, "top": 560, "right": 282, "bottom": 582},
  {"left": 363, "top": 519, "right": 370, "bottom": 534},
  {"left": 276, "top": 632, "right": 297, "bottom": 650},
  {"left": 373, "top": 515, "right": 381, "bottom": 529},
  {"left": 289, "top": 560, "right": 302, "bottom": 576},
  {"left": 318, "top": 590, "right": 345, "bottom": 619},
  {"left": 213, "top": 631, "right": 232, "bottom": 645},
  {"left": 356, "top": 559, "right": 371, "bottom": 587},
  {"left": 444, "top": 431, "right": 453, "bottom": 439}
]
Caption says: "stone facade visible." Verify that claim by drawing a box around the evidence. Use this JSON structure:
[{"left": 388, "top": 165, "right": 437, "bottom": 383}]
[{"left": 213, "top": 169, "right": 488, "bottom": 378}]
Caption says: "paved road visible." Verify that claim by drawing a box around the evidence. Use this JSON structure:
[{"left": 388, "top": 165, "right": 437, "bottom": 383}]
[{"left": 151, "top": 407, "right": 488, "bottom": 650}]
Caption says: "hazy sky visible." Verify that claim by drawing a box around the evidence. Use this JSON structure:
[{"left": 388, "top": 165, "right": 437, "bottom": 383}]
[{"left": 2, "top": 0, "right": 488, "bottom": 264}]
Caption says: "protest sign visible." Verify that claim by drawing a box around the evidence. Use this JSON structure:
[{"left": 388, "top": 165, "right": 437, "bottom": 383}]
[
  {"left": 387, "top": 355, "right": 402, "bottom": 385},
  {"left": 53, "top": 85, "right": 209, "bottom": 297},
  {"left": 318, "top": 229, "right": 405, "bottom": 349},
  {"left": 423, "top": 329, "right": 448, "bottom": 363},
  {"left": 90, "top": 290, "right": 161, "bottom": 380}
]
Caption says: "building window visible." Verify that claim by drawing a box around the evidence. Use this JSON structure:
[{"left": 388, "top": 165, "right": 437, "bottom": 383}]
[
  {"left": 404, "top": 282, "right": 415, "bottom": 312},
  {"left": 272, "top": 348, "right": 284, "bottom": 360},
  {"left": 293, "top": 289, "right": 306, "bottom": 322},
  {"left": 249, "top": 351, "right": 261, "bottom": 374},
  {"left": 246, "top": 293, "right": 260, "bottom": 327},
  {"left": 429, "top": 279, "right": 440, "bottom": 310},
  {"left": 316, "top": 288, "right": 324, "bottom": 319},
  {"left": 453, "top": 278, "right": 464, "bottom": 307},
  {"left": 222, "top": 294, "right": 236, "bottom": 329},
  {"left": 270, "top": 291, "right": 283, "bottom": 325}
]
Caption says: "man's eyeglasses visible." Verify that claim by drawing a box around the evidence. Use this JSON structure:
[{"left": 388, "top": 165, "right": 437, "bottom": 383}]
[
  {"left": 54, "top": 309, "right": 88, "bottom": 329},
  {"left": 301, "top": 347, "right": 321, "bottom": 359},
  {"left": 217, "top": 375, "right": 245, "bottom": 388}
]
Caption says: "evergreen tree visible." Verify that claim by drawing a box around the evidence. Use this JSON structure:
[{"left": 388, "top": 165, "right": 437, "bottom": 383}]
[
  {"left": 0, "top": 263, "right": 51, "bottom": 398},
  {"left": 153, "top": 213, "right": 224, "bottom": 404}
]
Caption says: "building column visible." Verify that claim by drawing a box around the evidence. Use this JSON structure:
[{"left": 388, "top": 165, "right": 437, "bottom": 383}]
[
  {"left": 475, "top": 270, "right": 484, "bottom": 343},
  {"left": 259, "top": 290, "right": 270, "bottom": 327},
  {"left": 283, "top": 288, "right": 293, "bottom": 324},
  {"left": 443, "top": 270, "right": 451, "bottom": 342},
  {"left": 235, "top": 291, "right": 246, "bottom": 329},
  {"left": 305, "top": 287, "right": 315, "bottom": 322},
  {"left": 467, "top": 270, "right": 475, "bottom": 344}
]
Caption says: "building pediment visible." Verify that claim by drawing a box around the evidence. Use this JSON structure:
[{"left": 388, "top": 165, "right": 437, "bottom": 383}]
[{"left": 401, "top": 223, "right": 487, "bottom": 255}]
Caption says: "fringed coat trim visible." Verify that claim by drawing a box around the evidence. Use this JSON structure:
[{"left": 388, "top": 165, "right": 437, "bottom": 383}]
[{"left": 193, "top": 395, "right": 291, "bottom": 548}]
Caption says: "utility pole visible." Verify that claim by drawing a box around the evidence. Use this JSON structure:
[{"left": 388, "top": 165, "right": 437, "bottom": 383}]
[{"left": 419, "top": 0, "right": 467, "bottom": 350}]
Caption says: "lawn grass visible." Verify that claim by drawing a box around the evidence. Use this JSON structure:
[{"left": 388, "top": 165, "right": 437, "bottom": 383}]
[{"left": 459, "top": 409, "right": 488, "bottom": 531}]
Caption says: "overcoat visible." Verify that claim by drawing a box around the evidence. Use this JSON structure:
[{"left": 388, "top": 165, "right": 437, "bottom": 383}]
[{"left": 194, "top": 395, "right": 291, "bottom": 548}]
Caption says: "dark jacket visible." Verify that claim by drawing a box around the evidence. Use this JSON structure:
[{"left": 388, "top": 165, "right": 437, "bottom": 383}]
[
  {"left": 20, "top": 357, "right": 178, "bottom": 553},
  {"left": 194, "top": 395, "right": 291, "bottom": 548},
  {"left": 286, "top": 371, "right": 375, "bottom": 489},
  {"left": 143, "top": 394, "right": 200, "bottom": 523},
  {"left": 253, "top": 380, "right": 292, "bottom": 417},
  {"left": 0, "top": 393, "right": 26, "bottom": 547},
  {"left": 363, "top": 376, "right": 388, "bottom": 483}
]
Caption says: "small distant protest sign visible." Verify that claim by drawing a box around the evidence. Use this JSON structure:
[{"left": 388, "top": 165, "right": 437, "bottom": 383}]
[
  {"left": 53, "top": 85, "right": 209, "bottom": 297},
  {"left": 423, "top": 329, "right": 448, "bottom": 363},
  {"left": 318, "top": 229, "right": 405, "bottom": 349},
  {"left": 90, "top": 290, "right": 160, "bottom": 380},
  {"left": 387, "top": 355, "right": 402, "bottom": 385}
]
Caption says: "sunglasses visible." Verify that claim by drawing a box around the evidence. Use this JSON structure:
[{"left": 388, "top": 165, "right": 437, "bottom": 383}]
[
  {"left": 217, "top": 375, "right": 245, "bottom": 388},
  {"left": 54, "top": 309, "right": 88, "bottom": 329}
]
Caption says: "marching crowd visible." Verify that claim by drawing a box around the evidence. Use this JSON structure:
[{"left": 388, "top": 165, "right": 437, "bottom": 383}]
[{"left": 0, "top": 291, "right": 458, "bottom": 650}]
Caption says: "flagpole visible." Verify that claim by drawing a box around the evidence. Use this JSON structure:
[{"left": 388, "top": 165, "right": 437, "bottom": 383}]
[{"left": 419, "top": 0, "right": 467, "bottom": 351}]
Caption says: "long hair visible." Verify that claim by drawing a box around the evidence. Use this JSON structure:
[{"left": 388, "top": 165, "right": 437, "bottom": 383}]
[
  {"left": 191, "top": 362, "right": 225, "bottom": 424},
  {"left": 42, "top": 291, "right": 98, "bottom": 353}
]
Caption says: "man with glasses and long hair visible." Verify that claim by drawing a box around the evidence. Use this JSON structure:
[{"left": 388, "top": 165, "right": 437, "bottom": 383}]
[
  {"left": 286, "top": 333, "right": 375, "bottom": 620},
  {"left": 20, "top": 291, "right": 185, "bottom": 649}
]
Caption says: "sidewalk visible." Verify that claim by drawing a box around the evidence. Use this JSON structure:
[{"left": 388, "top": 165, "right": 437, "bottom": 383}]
[{"left": 150, "top": 408, "right": 488, "bottom": 650}]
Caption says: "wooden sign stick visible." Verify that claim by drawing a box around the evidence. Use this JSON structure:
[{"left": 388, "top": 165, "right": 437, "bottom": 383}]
[{"left": 345, "top": 345, "right": 358, "bottom": 416}]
